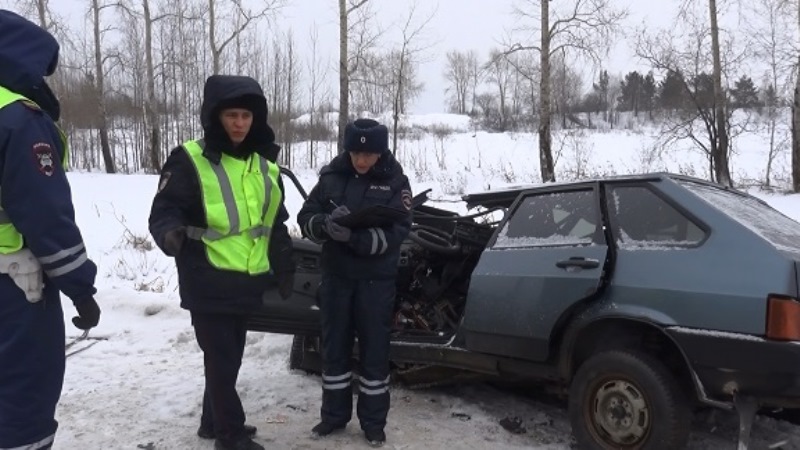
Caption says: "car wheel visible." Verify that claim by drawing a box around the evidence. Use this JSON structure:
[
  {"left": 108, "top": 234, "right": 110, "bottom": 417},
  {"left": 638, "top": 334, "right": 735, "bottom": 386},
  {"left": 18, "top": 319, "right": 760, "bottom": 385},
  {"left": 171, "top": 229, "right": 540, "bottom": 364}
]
[
  {"left": 568, "top": 349, "right": 691, "bottom": 450},
  {"left": 288, "top": 334, "right": 322, "bottom": 375}
]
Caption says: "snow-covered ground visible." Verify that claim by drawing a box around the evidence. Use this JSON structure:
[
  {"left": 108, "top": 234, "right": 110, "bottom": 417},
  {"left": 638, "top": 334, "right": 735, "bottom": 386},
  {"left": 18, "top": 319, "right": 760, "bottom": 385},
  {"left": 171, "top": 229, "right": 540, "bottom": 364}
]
[{"left": 53, "top": 116, "right": 800, "bottom": 449}]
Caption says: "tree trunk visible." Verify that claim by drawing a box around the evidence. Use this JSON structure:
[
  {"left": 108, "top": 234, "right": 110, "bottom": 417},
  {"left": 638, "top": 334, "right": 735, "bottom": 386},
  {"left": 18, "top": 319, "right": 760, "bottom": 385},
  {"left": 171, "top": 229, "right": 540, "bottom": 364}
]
[
  {"left": 35, "top": 0, "right": 46, "bottom": 28},
  {"left": 392, "top": 47, "right": 406, "bottom": 156},
  {"left": 92, "top": 0, "right": 115, "bottom": 173},
  {"left": 793, "top": 3, "right": 800, "bottom": 192},
  {"left": 285, "top": 36, "right": 294, "bottom": 168},
  {"left": 793, "top": 81, "right": 800, "bottom": 191},
  {"left": 143, "top": 0, "right": 161, "bottom": 173},
  {"left": 538, "top": 0, "right": 555, "bottom": 182},
  {"left": 709, "top": 0, "right": 731, "bottom": 186},
  {"left": 209, "top": 0, "right": 220, "bottom": 74},
  {"left": 337, "top": 0, "right": 348, "bottom": 154}
]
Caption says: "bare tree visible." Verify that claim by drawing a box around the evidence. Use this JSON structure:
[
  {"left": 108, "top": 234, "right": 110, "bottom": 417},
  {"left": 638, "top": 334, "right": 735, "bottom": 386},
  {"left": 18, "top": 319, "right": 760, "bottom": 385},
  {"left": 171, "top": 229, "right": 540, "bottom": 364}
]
[
  {"left": 444, "top": 50, "right": 478, "bottom": 114},
  {"left": 746, "top": 0, "right": 793, "bottom": 187},
  {"left": 389, "top": 2, "right": 433, "bottom": 154},
  {"left": 90, "top": 0, "right": 118, "bottom": 173},
  {"left": 118, "top": 0, "right": 179, "bottom": 173},
  {"left": 337, "top": 0, "right": 373, "bottom": 153},
  {"left": 638, "top": 2, "right": 743, "bottom": 185},
  {"left": 505, "top": 0, "right": 627, "bottom": 182},
  {"left": 207, "top": 0, "right": 283, "bottom": 75},
  {"left": 484, "top": 49, "right": 514, "bottom": 131},
  {"left": 793, "top": 2, "right": 800, "bottom": 191},
  {"left": 306, "top": 23, "right": 331, "bottom": 168},
  {"left": 706, "top": 0, "right": 731, "bottom": 186}
]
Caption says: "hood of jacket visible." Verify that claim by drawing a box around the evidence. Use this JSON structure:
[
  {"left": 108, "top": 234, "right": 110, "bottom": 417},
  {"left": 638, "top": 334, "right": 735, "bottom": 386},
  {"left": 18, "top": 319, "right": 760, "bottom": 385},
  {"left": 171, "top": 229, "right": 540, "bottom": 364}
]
[
  {"left": 200, "top": 74, "right": 279, "bottom": 162},
  {"left": 0, "top": 9, "right": 61, "bottom": 119}
]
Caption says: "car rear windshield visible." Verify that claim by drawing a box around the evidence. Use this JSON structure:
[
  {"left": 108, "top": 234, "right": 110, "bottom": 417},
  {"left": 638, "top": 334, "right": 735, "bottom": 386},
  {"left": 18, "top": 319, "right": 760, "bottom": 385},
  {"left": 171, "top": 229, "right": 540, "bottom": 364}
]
[{"left": 680, "top": 180, "right": 800, "bottom": 253}]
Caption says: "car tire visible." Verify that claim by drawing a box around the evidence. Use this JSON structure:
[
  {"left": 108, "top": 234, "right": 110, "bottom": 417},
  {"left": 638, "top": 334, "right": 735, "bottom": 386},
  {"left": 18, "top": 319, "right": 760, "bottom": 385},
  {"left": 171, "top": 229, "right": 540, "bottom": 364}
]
[
  {"left": 288, "top": 334, "right": 322, "bottom": 375},
  {"left": 568, "top": 349, "right": 691, "bottom": 450}
]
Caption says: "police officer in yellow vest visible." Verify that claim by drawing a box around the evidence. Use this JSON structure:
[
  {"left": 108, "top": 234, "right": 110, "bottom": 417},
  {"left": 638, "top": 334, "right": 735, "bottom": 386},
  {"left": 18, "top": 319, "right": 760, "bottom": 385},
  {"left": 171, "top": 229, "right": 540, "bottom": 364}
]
[
  {"left": 0, "top": 10, "right": 101, "bottom": 450},
  {"left": 149, "top": 74, "right": 294, "bottom": 450}
]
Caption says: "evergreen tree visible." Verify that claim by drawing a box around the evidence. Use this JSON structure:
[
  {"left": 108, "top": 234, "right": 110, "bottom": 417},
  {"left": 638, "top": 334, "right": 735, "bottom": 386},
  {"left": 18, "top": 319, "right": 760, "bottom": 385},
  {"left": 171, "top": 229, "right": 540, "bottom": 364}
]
[
  {"left": 619, "top": 71, "right": 644, "bottom": 115},
  {"left": 642, "top": 71, "right": 657, "bottom": 115},
  {"left": 729, "top": 75, "right": 760, "bottom": 109},
  {"left": 659, "top": 70, "right": 689, "bottom": 110},
  {"left": 691, "top": 73, "right": 715, "bottom": 109},
  {"left": 592, "top": 69, "right": 610, "bottom": 117},
  {"left": 763, "top": 83, "right": 778, "bottom": 109}
]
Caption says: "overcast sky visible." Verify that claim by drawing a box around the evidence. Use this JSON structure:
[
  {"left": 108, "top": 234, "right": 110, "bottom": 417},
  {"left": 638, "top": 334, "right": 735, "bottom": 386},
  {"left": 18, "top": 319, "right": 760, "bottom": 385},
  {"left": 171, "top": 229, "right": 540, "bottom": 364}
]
[{"left": 5, "top": 0, "right": 698, "bottom": 113}]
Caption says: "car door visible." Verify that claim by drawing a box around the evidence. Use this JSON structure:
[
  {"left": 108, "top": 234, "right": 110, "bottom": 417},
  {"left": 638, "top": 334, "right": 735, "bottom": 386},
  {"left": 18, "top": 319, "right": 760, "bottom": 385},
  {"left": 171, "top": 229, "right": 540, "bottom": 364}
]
[
  {"left": 248, "top": 238, "right": 323, "bottom": 335},
  {"left": 461, "top": 185, "right": 609, "bottom": 361},
  {"left": 246, "top": 167, "right": 322, "bottom": 336}
]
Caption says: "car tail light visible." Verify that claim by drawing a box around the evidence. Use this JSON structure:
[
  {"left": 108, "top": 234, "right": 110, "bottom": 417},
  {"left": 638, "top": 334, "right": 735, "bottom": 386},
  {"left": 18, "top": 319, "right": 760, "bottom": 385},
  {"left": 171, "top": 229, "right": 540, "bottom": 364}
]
[{"left": 766, "top": 294, "right": 800, "bottom": 341}]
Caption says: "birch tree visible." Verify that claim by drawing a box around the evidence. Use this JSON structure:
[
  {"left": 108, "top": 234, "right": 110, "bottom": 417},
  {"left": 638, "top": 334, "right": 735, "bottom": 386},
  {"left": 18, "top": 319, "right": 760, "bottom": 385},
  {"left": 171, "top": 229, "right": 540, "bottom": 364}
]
[
  {"left": 306, "top": 23, "right": 331, "bottom": 167},
  {"left": 444, "top": 50, "right": 476, "bottom": 114},
  {"left": 745, "top": 0, "right": 793, "bottom": 187},
  {"left": 337, "top": 0, "right": 374, "bottom": 153},
  {"left": 90, "top": 0, "right": 117, "bottom": 173},
  {"left": 389, "top": 2, "right": 433, "bottom": 154},
  {"left": 207, "top": 0, "right": 283, "bottom": 74},
  {"left": 792, "top": 2, "right": 800, "bottom": 191},
  {"left": 505, "top": 0, "right": 627, "bottom": 182},
  {"left": 706, "top": 0, "right": 731, "bottom": 186}
]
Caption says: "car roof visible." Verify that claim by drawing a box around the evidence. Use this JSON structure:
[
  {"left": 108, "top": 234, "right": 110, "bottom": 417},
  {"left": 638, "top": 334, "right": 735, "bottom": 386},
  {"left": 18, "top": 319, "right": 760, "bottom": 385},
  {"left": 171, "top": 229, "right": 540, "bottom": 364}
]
[{"left": 462, "top": 172, "right": 743, "bottom": 209}]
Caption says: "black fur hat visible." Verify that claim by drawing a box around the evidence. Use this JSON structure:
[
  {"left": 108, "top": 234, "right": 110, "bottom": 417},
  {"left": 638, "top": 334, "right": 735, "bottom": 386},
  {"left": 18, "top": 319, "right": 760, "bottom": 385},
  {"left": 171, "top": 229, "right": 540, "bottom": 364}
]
[{"left": 344, "top": 118, "right": 388, "bottom": 154}]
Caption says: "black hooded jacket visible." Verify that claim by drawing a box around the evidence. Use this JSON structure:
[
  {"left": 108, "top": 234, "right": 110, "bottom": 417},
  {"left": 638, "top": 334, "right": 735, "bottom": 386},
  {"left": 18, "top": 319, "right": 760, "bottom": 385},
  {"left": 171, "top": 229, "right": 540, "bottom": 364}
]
[
  {"left": 148, "top": 75, "right": 293, "bottom": 313},
  {"left": 297, "top": 151, "right": 412, "bottom": 280}
]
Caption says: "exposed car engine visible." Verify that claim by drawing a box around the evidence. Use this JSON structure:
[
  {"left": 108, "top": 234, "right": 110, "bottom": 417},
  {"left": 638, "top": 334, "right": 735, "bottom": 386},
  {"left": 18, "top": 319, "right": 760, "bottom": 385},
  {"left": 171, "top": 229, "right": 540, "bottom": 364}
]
[{"left": 391, "top": 199, "right": 500, "bottom": 336}]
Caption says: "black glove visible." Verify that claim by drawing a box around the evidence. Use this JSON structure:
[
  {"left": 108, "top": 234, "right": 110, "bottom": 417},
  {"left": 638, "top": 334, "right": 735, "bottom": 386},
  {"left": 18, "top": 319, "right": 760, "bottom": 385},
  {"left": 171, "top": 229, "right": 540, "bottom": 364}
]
[
  {"left": 72, "top": 297, "right": 101, "bottom": 330},
  {"left": 164, "top": 227, "right": 186, "bottom": 256},
  {"left": 331, "top": 205, "right": 351, "bottom": 219},
  {"left": 277, "top": 272, "right": 295, "bottom": 300},
  {"left": 324, "top": 216, "right": 352, "bottom": 242}
]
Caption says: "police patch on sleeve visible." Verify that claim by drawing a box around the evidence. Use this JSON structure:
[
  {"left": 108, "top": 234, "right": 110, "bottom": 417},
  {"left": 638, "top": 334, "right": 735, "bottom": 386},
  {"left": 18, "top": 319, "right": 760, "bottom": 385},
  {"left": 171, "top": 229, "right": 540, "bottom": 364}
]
[
  {"left": 32, "top": 142, "right": 55, "bottom": 176},
  {"left": 158, "top": 171, "right": 172, "bottom": 193},
  {"left": 401, "top": 189, "right": 412, "bottom": 210}
]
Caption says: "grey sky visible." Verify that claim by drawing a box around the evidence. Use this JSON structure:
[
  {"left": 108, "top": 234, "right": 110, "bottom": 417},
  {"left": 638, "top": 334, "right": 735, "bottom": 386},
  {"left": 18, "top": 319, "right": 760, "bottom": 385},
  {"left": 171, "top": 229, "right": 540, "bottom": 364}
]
[{"left": 5, "top": 0, "right": 691, "bottom": 113}]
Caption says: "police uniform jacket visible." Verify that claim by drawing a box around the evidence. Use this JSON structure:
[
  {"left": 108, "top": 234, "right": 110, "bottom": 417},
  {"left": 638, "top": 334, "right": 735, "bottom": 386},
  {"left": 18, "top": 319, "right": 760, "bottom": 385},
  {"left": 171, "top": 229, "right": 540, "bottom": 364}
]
[
  {"left": 148, "top": 75, "right": 294, "bottom": 313},
  {"left": 298, "top": 151, "right": 412, "bottom": 280},
  {"left": 0, "top": 10, "right": 97, "bottom": 306}
]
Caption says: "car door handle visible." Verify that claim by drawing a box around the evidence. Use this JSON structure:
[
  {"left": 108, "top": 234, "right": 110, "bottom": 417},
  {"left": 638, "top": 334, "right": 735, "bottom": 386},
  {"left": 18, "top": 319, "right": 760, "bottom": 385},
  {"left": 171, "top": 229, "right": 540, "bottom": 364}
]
[{"left": 556, "top": 257, "right": 600, "bottom": 269}]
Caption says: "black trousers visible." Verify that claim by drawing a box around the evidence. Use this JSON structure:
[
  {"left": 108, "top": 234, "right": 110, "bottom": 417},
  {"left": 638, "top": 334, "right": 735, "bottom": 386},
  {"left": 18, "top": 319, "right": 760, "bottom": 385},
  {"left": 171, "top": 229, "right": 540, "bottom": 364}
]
[
  {"left": 191, "top": 311, "right": 248, "bottom": 441},
  {"left": 318, "top": 274, "right": 395, "bottom": 432}
]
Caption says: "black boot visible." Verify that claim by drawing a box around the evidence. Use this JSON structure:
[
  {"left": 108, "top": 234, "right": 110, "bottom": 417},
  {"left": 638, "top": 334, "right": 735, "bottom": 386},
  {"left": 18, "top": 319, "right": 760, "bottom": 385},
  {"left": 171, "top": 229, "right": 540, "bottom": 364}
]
[
  {"left": 213, "top": 435, "right": 264, "bottom": 450},
  {"left": 364, "top": 429, "right": 386, "bottom": 447},
  {"left": 198, "top": 424, "right": 257, "bottom": 439},
  {"left": 310, "top": 421, "right": 346, "bottom": 439}
]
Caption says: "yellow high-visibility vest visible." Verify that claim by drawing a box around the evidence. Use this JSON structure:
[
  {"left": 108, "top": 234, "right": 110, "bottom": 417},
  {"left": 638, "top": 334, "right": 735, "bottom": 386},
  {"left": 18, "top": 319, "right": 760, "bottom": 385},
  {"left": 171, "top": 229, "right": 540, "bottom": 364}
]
[
  {"left": 182, "top": 139, "right": 282, "bottom": 274},
  {"left": 0, "top": 85, "right": 69, "bottom": 254}
]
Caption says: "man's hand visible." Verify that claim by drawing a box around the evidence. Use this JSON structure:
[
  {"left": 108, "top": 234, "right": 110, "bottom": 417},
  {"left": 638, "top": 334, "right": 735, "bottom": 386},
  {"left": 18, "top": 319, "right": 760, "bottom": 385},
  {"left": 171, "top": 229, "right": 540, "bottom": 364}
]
[
  {"left": 164, "top": 227, "right": 186, "bottom": 256},
  {"left": 277, "top": 272, "right": 295, "bottom": 300},
  {"left": 331, "top": 205, "right": 350, "bottom": 219},
  {"left": 72, "top": 297, "right": 101, "bottom": 330},
  {"left": 325, "top": 216, "right": 351, "bottom": 242}
]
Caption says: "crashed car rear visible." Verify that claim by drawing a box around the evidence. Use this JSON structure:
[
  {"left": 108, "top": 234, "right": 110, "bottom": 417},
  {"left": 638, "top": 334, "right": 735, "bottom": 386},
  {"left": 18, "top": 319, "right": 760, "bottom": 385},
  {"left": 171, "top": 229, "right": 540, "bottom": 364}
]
[{"left": 250, "top": 172, "right": 800, "bottom": 450}]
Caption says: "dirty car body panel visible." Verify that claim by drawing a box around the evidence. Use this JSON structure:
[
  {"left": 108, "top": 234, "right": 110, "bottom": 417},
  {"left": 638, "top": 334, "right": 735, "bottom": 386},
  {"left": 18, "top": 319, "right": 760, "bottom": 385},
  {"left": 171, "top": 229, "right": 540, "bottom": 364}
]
[{"left": 249, "top": 170, "right": 800, "bottom": 447}]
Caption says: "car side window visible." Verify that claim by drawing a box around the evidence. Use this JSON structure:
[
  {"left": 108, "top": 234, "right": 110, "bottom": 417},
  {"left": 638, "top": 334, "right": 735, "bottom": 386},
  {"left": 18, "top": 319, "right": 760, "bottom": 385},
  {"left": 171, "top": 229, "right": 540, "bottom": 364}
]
[
  {"left": 609, "top": 186, "right": 705, "bottom": 248},
  {"left": 494, "top": 190, "right": 598, "bottom": 248}
]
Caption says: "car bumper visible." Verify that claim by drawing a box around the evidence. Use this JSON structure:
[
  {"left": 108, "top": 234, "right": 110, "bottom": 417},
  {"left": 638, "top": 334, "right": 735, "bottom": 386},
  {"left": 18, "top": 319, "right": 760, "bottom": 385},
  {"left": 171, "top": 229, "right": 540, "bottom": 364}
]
[{"left": 666, "top": 327, "right": 800, "bottom": 408}]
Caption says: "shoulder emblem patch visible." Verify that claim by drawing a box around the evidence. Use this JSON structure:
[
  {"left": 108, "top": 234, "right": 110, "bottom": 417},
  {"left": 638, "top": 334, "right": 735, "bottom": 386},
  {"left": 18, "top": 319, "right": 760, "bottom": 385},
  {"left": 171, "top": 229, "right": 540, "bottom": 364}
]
[
  {"left": 32, "top": 142, "right": 55, "bottom": 176},
  {"left": 158, "top": 171, "right": 172, "bottom": 193},
  {"left": 401, "top": 189, "right": 412, "bottom": 210}
]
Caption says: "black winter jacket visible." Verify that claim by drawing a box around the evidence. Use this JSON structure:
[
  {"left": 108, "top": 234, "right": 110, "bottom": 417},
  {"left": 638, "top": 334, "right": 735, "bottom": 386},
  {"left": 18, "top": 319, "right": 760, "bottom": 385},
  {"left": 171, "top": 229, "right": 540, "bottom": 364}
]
[
  {"left": 297, "top": 152, "right": 412, "bottom": 280},
  {"left": 148, "top": 75, "right": 294, "bottom": 313}
]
